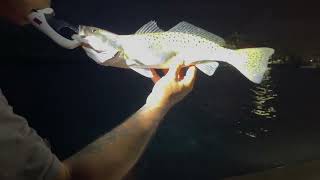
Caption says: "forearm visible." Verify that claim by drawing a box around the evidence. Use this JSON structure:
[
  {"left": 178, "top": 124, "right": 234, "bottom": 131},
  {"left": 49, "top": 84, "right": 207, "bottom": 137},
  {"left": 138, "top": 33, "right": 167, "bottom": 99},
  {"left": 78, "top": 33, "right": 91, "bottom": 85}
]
[
  {"left": 59, "top": 61, "right": 195, "bottom": 180},
  {"left": 63, "top": 104, "right": 169, "bottom": 180}
]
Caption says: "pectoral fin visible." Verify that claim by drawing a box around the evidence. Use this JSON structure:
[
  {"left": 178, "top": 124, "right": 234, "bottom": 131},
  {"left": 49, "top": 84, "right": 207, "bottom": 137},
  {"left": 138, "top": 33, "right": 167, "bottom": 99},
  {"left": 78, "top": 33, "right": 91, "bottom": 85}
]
[{"left": 196, "top": 62, "right": 219, "bottom": 76}]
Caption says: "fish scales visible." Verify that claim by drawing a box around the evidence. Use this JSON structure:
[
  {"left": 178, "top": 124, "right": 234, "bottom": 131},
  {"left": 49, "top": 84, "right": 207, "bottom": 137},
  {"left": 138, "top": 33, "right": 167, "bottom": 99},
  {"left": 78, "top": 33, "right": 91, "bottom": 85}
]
[{"left": 121, "top": 32, "right": 223, "bottom": 66}]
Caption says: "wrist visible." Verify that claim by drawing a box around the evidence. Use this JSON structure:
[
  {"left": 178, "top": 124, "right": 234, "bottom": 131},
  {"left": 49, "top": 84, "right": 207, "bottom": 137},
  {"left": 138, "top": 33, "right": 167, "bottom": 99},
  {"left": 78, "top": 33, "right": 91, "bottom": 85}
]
[
  {"left": 141, "top": 102, "right": 172, "bottom": 122},
  {"left": 145, "top": 92, "right": 173, "bottom": 110},
  {"left": 142, "top": 103, "right": 170, "bottom": 115},
  {"left": 132, "top": 104, "right": 170, "bottom": 131}
]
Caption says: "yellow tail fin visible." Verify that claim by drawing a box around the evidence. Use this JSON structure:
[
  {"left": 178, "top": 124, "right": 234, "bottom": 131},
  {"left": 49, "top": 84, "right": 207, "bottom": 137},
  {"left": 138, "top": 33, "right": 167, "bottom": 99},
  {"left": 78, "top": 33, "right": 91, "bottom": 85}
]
[{"left": 231, "top": 48, "right": 274, "bottom": 84}]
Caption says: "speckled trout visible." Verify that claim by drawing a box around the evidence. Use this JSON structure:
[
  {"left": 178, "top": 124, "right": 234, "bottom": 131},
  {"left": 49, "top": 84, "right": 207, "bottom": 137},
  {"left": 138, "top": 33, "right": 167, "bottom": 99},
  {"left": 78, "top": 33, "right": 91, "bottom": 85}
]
[{"left": 77, "top": 21, "right": 274, "bottom": 83}]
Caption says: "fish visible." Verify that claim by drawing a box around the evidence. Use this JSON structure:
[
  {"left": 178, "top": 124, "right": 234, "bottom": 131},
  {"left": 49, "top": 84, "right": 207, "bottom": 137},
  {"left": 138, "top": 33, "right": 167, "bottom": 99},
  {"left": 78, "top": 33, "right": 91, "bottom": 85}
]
[{"left": 77, "top": 21, "right": 275, "bottom": 84}]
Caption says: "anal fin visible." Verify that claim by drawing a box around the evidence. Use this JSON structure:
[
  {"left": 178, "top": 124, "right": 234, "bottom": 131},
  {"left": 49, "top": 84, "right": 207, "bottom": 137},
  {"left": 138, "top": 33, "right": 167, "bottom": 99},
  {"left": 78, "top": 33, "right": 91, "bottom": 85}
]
[
  {"left": 129, "top": 67, "right": 153, "bottom": 78},
  {"left": 196, "top": 62, "right": 219, "bottom": 76}
]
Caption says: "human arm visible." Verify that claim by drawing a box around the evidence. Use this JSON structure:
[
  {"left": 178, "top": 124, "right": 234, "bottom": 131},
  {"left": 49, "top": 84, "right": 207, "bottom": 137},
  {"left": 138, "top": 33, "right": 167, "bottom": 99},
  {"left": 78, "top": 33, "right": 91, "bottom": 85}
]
[
  {"left": 0, "top": 0, "right": 51, "bottom": 25},
  {"left": 55, "top": 61, "right": 196, "bottom": 180}
]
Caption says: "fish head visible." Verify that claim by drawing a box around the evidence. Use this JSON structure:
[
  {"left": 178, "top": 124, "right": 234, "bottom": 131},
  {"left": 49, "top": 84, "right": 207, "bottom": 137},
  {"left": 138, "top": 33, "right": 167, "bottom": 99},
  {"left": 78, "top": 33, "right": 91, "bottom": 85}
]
[{"left": 78, "top": 25, "right": 120, "bottom": 58}]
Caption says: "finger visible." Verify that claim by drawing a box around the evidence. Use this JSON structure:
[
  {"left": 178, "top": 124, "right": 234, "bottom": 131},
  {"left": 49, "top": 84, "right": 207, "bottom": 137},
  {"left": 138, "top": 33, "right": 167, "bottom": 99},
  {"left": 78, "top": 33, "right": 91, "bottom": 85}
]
[
  {"left": 150, "top": 69, "right": 161, "bottom": 83},
  {"left": 181, "top": 66, "right": 197, "bottom": 87},
  {"left": 178, "top": 68, "right": 185, "bottom": 81},
  {"left": 167, "top": 59, "right": 184, "bottom": 79}
]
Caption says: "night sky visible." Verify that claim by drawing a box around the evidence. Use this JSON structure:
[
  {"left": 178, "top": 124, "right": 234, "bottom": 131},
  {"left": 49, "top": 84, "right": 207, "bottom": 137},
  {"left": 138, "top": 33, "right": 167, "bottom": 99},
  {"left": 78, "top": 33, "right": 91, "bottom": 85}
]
[
  {"left": 0, "top": 0, "right": 320, "bottom": 179},
  {"left": 54, "top": 0, "right": 319, "bottom": 55}
]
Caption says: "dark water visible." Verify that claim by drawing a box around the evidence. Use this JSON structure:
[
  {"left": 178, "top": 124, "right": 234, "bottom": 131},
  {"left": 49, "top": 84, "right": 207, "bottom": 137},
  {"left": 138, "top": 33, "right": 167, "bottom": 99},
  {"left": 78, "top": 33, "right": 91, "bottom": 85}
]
[
  {"left": 1, "top": 59, "right": 320, "bottom": 179},
  {"left": 133, "top": 65, "right": 320, "bottom": 180},
  {"left": 0, "top": 0, "right": 318, "bottom": 178}
]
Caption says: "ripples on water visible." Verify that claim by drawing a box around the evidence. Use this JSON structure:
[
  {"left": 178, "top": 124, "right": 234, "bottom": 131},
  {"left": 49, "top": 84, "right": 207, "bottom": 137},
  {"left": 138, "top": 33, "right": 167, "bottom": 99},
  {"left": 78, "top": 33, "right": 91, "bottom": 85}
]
[{"left": 237, "top": 67, "right": 278, "bottom": 138}]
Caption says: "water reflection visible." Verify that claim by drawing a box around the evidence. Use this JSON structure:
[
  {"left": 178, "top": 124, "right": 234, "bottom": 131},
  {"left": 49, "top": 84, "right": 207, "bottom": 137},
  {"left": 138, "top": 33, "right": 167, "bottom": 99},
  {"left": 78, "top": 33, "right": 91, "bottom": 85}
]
[
  {"left": 238, "top": 68, "right": 278, "bottom": 138},
  {"left": 251, "top": 70, "right": 277, "bottom": 119}
]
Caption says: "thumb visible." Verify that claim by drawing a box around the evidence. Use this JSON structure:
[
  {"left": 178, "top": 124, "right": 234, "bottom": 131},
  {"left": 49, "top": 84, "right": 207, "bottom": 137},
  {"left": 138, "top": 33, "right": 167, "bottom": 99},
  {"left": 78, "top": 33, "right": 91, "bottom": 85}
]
[{"left": 181, "top": 66, "right": 197, "bottom": 87}]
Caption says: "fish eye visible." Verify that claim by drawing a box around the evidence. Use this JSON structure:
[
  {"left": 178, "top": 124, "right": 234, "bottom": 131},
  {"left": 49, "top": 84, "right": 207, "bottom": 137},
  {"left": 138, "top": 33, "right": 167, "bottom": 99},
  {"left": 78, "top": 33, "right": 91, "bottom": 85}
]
[{"left": 91, "top": 29, "right": 97, "bottom": 33}]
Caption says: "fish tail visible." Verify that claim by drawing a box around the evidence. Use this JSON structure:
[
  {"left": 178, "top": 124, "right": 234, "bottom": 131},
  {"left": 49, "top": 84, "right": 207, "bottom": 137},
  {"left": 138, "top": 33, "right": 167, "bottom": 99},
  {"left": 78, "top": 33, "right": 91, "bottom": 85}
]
[{"left": 230, "top": 48, "right": 274, "bottom": 84}]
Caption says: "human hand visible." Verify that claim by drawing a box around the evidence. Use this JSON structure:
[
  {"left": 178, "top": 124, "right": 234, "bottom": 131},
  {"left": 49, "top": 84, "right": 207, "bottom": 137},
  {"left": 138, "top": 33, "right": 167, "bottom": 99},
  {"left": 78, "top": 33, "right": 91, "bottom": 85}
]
[
  {"left": 0, "top": 0, "right": 51, "bottom": 25},
  {"left": 145, "top": 60, "right": 197, "bottom": 111}
]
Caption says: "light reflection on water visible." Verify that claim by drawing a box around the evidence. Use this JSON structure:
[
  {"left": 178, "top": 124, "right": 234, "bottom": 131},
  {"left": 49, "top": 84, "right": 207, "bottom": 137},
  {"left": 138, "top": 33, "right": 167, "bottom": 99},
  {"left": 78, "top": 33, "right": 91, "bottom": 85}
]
[
  {"left": 251, "top": 69, "right": 277, "bottom": 119},
  {"left": 238, "top": 67, "right": 278, "bottom": 138}
]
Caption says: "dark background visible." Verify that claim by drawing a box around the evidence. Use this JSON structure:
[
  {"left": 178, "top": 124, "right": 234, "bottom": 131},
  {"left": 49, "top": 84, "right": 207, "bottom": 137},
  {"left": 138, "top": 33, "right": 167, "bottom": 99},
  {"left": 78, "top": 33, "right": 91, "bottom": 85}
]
[{"left": 0, "top": 0, "right": 320, "bottom": 179}]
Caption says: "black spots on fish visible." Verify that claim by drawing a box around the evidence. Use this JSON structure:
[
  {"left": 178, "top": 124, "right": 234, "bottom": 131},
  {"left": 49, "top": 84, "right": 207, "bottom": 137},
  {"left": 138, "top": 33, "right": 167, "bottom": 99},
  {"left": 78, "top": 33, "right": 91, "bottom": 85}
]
[
  {"left": 169, "top": 37, "right": 177, "bottom": 43},
  {"left": 146, "top": 34, "right": 161, "bottom": 46},
  {"left": 191, "top": 34, "right": 196, "bottom": 37},
  {"left": 245, "top": 51, "right": 262, "bottom": 72}
]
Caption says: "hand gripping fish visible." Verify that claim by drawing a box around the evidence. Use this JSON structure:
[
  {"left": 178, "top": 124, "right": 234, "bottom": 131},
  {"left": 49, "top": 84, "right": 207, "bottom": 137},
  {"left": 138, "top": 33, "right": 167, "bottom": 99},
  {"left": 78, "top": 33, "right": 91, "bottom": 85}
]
[{"left": 76, "top": 21, "right": 275, "bottom": 84}]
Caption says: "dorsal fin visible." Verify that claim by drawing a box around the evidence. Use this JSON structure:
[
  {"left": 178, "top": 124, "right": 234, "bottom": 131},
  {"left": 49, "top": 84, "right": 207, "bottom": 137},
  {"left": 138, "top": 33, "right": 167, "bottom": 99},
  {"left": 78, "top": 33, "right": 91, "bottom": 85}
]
[
  {"left": 169, "top": 21, "right": 225, "bottom": 46},
  {"left": 135, "top": 21, "right": 164, "bottom": 34}
]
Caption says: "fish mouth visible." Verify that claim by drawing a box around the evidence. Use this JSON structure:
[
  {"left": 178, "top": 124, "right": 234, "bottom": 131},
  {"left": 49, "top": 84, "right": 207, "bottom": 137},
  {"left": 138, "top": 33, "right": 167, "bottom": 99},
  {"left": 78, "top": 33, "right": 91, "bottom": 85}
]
[
  {"left": 83, "top": 43, "right": 120, "bottom": 58},
  {"left": 83, "top": 45, "right": 120, "bottom": 58},
  {"left": 81, "top": 43, "right": 102, "bottom": 53}
]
